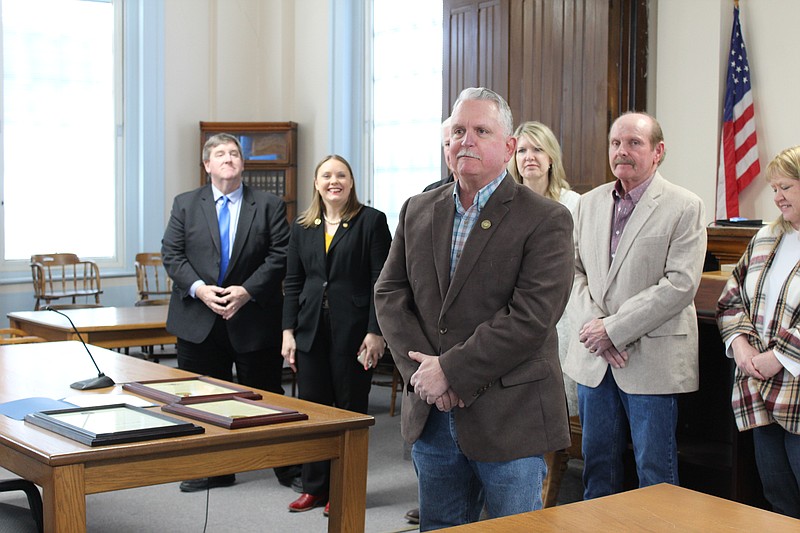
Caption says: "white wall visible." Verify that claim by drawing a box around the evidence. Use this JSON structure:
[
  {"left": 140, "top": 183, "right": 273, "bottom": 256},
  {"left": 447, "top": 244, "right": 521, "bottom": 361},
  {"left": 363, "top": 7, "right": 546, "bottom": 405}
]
[
  {"left": 163, "top": 0, "right": 330, "bottom": 221},
  {"left": 0, "top": 0, "right": 331, "bottom": 325},
  {"left": 164, "top": 0, "right": 796, "bottom": 228},
  {"left": 9, "top": 0, "right": 798, "bottom": 323},
  {"left": 656, "top": 0, "right": 799, "bottom": 224}
]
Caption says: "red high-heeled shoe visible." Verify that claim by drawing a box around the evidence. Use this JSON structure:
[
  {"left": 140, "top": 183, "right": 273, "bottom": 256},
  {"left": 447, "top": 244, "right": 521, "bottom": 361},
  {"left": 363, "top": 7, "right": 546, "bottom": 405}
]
[{"left": 288, "top": 493, "right": 328, "bottom": 512}]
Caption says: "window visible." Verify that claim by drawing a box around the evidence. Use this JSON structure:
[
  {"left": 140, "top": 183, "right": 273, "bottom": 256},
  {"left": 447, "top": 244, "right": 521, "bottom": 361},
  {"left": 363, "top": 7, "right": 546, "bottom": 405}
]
[
  {"left": 329, "top": 1, "right": 443, "bottom": 235},
  {"left": 0, "top": 0, "right": 164, "bottom": 278},
  {"left": 371, "top": 1, "right": 443, "bottom": 233},
  {"left": 2, "top": 0, "right": 118, "bottom": 261}
]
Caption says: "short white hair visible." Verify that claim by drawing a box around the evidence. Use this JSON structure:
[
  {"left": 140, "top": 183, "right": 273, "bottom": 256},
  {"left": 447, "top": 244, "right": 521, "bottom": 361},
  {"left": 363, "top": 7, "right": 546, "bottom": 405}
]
[{"left": 451, "top": 87, "right": 513, "bottom": 136}]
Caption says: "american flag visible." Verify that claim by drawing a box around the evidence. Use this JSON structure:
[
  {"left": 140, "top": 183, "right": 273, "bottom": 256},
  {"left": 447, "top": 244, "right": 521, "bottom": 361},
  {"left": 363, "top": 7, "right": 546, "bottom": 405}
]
[{"left": 716, "top": 6, "right": 760, "bottom": 220}]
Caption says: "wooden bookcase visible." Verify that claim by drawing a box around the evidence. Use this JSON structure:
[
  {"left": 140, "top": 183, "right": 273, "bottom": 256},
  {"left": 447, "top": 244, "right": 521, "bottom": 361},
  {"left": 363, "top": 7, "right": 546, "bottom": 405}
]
[{"left": 199, "top": 121, "right": 297, "bottom": 221}]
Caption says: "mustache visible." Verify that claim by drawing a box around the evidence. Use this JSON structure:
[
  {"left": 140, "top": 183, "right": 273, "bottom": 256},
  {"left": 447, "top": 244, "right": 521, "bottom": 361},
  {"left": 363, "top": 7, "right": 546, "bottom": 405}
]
[
  {"left": 457, "top": 149, "right": 481, "bottom": 160},
  {"left": 613, "top": 157, "right": 635, "bottom": 166}
]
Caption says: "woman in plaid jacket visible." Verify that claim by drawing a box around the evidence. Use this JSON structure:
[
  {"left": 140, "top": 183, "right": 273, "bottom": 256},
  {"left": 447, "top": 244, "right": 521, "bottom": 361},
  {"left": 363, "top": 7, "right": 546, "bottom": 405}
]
[{"left": 717, "top": 145, "right": 800, "bottom": 519}]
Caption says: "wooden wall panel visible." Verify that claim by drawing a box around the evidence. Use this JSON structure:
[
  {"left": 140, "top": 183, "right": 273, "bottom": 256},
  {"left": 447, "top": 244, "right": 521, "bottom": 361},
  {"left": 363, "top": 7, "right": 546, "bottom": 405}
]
[
  {"left": 444, "top": 0, "right": 646, "bottom": 192},
  {"left": 508, "top": 0, "right": 610, "bottom": 194},
  {"left": 443, "top": 0, "right": 508, "bottom": 116}
]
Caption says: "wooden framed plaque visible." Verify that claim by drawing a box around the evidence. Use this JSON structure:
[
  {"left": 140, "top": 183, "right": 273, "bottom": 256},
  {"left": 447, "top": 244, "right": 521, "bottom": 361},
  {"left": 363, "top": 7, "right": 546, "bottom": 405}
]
[
  {"left": 162, "top": 397, "right": 307, "bottom": 429},
  {"left": 24, "top": 404, "right": 204, "bottom": 446},
  {"left": 122, "top": 376, "right": 262, "bottom": 404}
]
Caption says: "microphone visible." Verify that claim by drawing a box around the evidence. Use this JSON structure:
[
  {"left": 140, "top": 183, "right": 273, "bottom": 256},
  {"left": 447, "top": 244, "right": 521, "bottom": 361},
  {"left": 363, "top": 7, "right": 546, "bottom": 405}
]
[{"left": 44, "top": 307, "right": 115, "bottom": 390}]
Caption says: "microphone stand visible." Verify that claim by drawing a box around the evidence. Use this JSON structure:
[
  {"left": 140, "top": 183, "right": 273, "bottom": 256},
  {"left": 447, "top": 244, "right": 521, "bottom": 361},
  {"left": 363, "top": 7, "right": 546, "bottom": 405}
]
[{"left": 45, "top": 307, "right": 116, "bottom": 390}]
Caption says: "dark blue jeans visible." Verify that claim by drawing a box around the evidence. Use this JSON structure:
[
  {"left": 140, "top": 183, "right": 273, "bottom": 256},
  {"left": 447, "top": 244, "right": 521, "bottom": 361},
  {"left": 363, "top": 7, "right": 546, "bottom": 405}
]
[
  {"left": 577, "top": 368, "right": 678, "bottom": 499},
  {"left": 411, "top": 408, "right": 545, "bottom": 531},
  {"left": 753, "top": 423, "right": 800, "bottom": 518}
]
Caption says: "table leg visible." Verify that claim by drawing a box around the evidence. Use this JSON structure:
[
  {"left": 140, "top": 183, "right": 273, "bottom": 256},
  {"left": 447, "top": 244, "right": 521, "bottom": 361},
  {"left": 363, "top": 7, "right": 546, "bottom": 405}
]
[
  {"left": 327, "top": 427, "right": 369, "bottom": 533},
  {"left": 42, "top": 464, "right": 86, "bottom": 533}
]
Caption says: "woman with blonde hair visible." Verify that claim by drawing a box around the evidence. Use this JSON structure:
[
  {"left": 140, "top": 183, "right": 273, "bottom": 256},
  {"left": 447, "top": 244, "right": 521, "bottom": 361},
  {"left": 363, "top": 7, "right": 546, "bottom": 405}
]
[
  {"left": 717, "top": 144, "right": 800, "bottom": 518},
  {"left": 509, "top": 121, "right": 580, "bottom": 419},
  {"left": 508, "top": 121, "right": 580, "bottom": 214}
]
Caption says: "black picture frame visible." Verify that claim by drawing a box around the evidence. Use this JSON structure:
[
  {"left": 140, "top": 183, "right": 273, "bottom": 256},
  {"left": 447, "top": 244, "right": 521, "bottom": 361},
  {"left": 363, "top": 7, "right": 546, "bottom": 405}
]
[{"left": 24, "top": 404, "right": 204, "bottom": 446}]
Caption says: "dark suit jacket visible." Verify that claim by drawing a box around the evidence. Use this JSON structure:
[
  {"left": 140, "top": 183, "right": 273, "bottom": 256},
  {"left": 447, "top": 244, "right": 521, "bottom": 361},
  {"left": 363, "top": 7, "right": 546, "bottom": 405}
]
[
  {"left": 282, "top": 206, "right": 391, "bottom": 358},
  {"left": 375, "top": 175, "right": 574, "bottom": 462},
  {"left": 162, "top": 184, "right": 289, "bottom": 352},
  {"left": 422, "top": 173, "right": 455, "bottom": 192}
]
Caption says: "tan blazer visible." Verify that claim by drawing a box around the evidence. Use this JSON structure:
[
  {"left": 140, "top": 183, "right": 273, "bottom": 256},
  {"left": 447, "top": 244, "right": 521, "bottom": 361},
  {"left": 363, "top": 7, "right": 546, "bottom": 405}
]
[
  {"left": 563, "top": 173, "right": 707, "bottom": 394},
  {"left": 375, "top": 176, "right": 574, "bottom": 462}
]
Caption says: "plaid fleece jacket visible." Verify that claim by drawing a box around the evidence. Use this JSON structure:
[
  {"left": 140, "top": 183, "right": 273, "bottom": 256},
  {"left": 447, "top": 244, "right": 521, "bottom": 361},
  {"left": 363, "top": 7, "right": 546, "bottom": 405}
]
[{"left": 717, "top": 224, "right": 800, "bottom": 434}]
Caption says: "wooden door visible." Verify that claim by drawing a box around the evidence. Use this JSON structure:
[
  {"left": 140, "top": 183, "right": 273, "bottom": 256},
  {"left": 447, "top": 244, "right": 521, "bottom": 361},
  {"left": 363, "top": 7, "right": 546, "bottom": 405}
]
[
  {"left": 443, "top": 0, "right": 648, "bottom": 192},
  {"left": 443, "top": 0, "right": 510, "bottom": 118}
]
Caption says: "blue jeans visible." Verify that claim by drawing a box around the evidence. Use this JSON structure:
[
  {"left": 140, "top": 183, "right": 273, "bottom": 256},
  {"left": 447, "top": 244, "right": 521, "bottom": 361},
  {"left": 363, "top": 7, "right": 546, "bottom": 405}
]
[
  {"left": 753, "top": 423, "right": 800, "bottom": 518},
  {"left": 411, "top": 408, "right": 545, "bottom": 531},
  {"left": 577, "top": 368, "right": 678, "bottom": 499}
]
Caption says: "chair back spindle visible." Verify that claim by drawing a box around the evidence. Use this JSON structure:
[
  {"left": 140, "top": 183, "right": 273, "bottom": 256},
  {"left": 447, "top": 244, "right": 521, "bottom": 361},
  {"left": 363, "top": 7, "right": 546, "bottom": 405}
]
[{"left": 30, "top": 253, "right": 102, "bottom": 310}]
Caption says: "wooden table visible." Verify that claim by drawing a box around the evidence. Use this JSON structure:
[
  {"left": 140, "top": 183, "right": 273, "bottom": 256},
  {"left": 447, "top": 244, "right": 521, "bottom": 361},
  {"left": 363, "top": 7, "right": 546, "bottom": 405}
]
[
  {"left": 0, "top": 341, "right": 374, "bottom": 532},
  {"left": 695, "top": 270, "right": 730, "bottom": 321},
  {"left": 439, "top": 484, "right": 797, "bottom": 531},
  {"left": 7, "top": 306, "right": 175, "bottom": 349},
  {"left": 707, "top": 225, "right": 758, "bottom": 266}
]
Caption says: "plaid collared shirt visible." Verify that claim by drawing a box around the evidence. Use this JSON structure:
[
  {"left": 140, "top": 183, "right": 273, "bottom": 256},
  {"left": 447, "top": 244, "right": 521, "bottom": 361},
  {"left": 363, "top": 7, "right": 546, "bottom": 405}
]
[
  {"left": 610, "top": 174, "right": 654, "bottom": 260},
  {"left": 450, "top": 172, "right": 506, "bottom": 279}
]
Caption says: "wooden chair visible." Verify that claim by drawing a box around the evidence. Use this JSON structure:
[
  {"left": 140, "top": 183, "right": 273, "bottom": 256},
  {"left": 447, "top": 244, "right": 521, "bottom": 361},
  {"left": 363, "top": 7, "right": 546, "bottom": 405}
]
[
  {"left": 0, "top": 328, "right": 46, "bottom": 345},
  {"left": 371, "top": 349, "right": 403, "bottom": 417},
  {"left": 0, "top": 479, "right": 43, "bottom": 532},
  {"left": 130, "top": 252, "right": 172, "bottom": 360},
  {"left": 541, "top": 415, "right": 583, "bottom": 508},
  {"left": 282, "top": 364, "right": 297, "bottom": 398},
  {"left": 134, "top": 252, "right": 172, "bottom": 301},
  {"left": 131, "top": 298, "right": 173, "bottom": 362},
  {"left": 30, "top": 253, "right": 102, "bottom": 310}
]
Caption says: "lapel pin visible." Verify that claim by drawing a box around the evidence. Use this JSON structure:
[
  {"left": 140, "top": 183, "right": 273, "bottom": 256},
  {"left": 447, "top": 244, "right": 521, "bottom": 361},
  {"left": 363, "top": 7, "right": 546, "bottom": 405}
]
[
  {"left": 342, "top": 222, "right": 349, "bottom": 228},
  {"left": 480, "top": 220, "right": 491, "bottom": 230},
  {"left": 314, "top": 218, "right": 322, "bottom": 226}
]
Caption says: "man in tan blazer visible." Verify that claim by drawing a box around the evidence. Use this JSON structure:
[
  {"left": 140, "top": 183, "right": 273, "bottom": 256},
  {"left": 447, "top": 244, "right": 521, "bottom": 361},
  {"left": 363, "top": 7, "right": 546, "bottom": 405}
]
[
  {"left": 375, "top": 87, "right": 574, "bottom": 531},
  {"left": 563, "top": 112, "right": 706, "bottom": 499}
]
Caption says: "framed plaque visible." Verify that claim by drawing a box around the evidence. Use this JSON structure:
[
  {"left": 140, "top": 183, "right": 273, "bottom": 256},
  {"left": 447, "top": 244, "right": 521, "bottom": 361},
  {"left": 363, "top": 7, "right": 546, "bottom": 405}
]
[
  {"left": 162, "top": 397, "right": 307, "bottom": 429},
  {"left": 25, "top": 404, "right": 204, "bottom": 446},
  {"left": 122, "top": 376, "right": 262, "bottom": 404}
]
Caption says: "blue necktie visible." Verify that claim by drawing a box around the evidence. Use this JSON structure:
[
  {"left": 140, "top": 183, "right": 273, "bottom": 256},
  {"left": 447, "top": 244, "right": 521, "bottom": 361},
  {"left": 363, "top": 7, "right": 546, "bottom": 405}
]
[{"left": 217, "top": 196, "right": 230, "bottom": 285}]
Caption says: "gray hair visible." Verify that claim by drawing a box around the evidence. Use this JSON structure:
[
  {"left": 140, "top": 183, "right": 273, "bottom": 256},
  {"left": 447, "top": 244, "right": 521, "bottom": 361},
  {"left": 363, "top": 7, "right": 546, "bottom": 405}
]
[
  {"left": 452, "top": 87, "right": 514, "bottom": 136},
  {"left": 441, "top": 117, "right": 451, "bottom": 145},
  {"left": 202, "top": 133, "right": 244, "bottom": 162}
]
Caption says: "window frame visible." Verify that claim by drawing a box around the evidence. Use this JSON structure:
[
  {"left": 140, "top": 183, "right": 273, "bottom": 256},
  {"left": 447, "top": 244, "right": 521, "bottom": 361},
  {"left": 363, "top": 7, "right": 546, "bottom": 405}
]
[
  {"left": 330, "top": 0, "right": 372, "bottom": 204},
  {"left": 0, "top": 0, "right": 165, "bottom": 283},
  {"left": 330, "top": 0, "right": 444, "bottom": 232}
]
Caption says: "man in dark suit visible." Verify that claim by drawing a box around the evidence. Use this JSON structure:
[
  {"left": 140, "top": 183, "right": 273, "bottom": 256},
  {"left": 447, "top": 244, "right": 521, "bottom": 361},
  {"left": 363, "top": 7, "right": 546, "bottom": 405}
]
[
  {"left": 375, "top": 88, "right": 574, "bottom": 530},
  {"left": 162, "top": 133, "right": 296, "bottom": 492}
]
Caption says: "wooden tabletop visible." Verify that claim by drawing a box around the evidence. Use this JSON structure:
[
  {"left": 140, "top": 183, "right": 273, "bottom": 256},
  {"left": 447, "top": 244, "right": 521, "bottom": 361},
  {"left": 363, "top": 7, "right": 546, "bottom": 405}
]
[
  {"left": 7, "top": 306, "right": 174, "bottom": 349},
  {"left": 8, "top": 305, "right": 168, "bottom": 333},
  {"left": 439, "top": 484, "right": 796, "bottom": 531},
  {"left": 695, "top": 270, "right": 731, "bottom": 320},
  {"left": 0, "top": 341, "right": 374, "bottom": 532},
  {"left": 0, "top": 340, "right": 372, "bottom": 465}
]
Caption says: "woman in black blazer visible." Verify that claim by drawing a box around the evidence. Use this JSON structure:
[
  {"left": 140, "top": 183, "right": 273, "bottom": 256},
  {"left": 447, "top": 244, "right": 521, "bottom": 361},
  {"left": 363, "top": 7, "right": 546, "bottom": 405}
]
[{"left": 282, "top": 154, "right": 391, "bottom": 514}]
